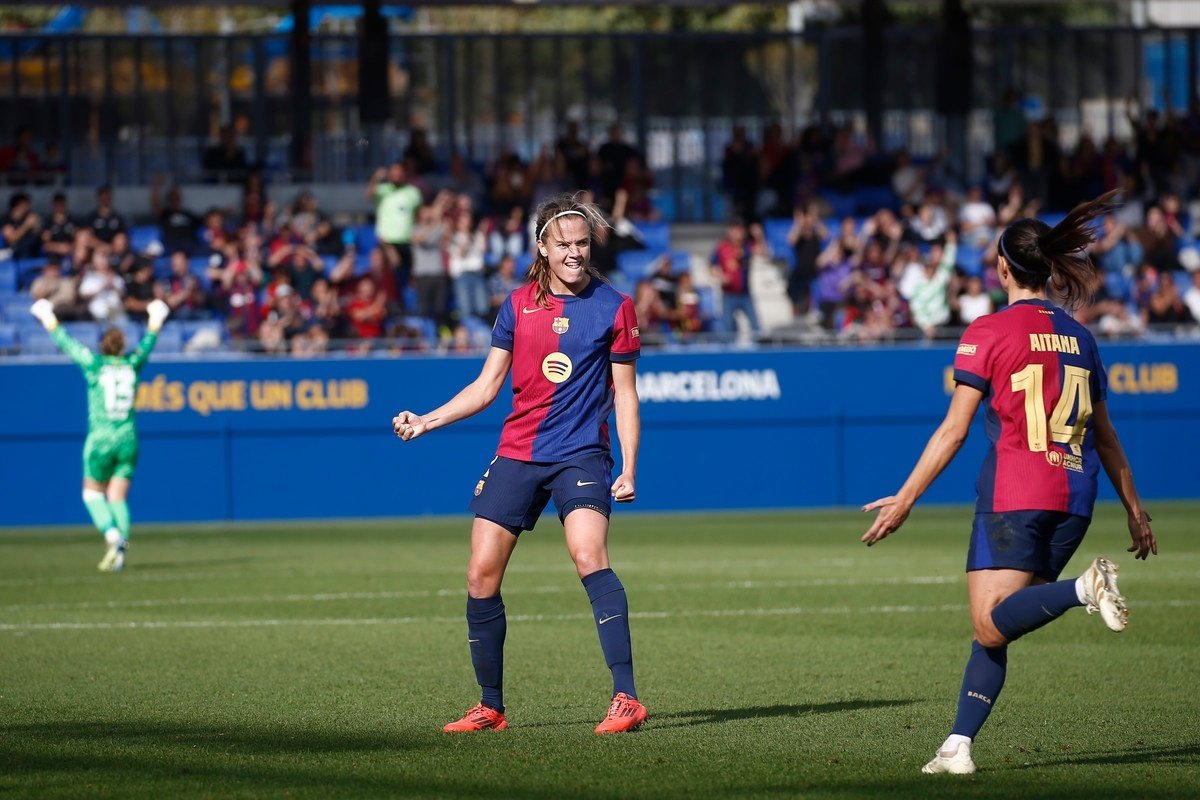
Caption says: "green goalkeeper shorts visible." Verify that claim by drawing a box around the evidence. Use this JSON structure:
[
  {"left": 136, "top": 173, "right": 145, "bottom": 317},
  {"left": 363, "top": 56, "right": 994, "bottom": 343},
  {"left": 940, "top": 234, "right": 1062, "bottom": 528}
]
[{"left": 83, "top": 429, "right": 139, "bottom": 482}]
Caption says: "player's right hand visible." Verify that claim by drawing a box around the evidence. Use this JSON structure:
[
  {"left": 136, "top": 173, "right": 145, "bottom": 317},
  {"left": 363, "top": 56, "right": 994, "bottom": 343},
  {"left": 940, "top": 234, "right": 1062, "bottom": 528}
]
[
  {"left": 29, "top": 298, "right": 58, "bottom": 331},
  {"left": 392, "top": 410, "right": 428, "bottom": 442},
  {"left": 1126, "top": 508, "right": 1157, "bottom": 560}
]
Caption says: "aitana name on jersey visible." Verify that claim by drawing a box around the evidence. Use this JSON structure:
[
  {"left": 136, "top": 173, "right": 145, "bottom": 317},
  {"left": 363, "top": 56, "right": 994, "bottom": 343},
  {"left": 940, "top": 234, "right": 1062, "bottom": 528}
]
[
  {"left": 1029, "top": 333, "right": 1081, "bottom": 355},
  {"left": 637, "top": 369, "right": 782, "bottom": 403}
]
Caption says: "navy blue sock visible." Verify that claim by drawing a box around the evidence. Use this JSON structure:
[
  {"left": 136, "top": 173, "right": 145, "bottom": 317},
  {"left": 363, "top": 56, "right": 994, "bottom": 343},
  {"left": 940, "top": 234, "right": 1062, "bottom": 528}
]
[
  {"left": 466, "top": 594, "right": 506, "bottom": 713},
  {"left": 990, "top": 580, "right": 1084, "bottom": 642},
  {"left": 582, "top": 568, "right": 636, "bottom": 699},
  {"left": 951, "top": 641, "right": 1008, "bottom": 738}
]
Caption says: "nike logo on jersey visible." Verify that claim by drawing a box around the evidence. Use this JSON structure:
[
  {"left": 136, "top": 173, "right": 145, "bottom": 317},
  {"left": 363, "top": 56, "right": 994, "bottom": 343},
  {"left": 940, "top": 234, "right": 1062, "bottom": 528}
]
[
  {"left": 598, "top": 614, "right": 622, "bottom": 625},
  {"left": 522, "top": 306, "right": 543, "bottom": 314},
  {"left": 577, "top": 480, "right": 597, "bottom": 486},
  {"left": 468, "top": 639, "right": 480, "bottom": 643}
]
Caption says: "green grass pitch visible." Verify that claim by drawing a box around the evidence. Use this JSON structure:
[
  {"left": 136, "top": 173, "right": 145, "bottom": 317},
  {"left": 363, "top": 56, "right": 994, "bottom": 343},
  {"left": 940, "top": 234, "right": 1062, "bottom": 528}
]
[{"left": 1, "top": 503, "right": 1198, "bottom": 799}]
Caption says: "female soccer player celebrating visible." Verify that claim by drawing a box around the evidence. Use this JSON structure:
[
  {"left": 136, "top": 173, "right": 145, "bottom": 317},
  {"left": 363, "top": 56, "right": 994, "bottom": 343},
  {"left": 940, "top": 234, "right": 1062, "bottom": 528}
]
[
  {"left": 861, "top": 190, "right": 1157, "bottom": 775},
  {"left": 393, "top": 192, "right": 647, "bottom": 734},
  {"left": 30, "top": 297, "right": 171, "bottom": 572}
]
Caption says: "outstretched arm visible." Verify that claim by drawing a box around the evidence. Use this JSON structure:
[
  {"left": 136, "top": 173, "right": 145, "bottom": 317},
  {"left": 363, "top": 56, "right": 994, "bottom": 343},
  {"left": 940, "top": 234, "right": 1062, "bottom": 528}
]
[
  {"left": 393, "top": 346, "right": 513, "bottom": 441},
  {"left": 1092, "top": 400, "right": 1157, "bottom": 559},
  {"left": 861, "top": 383, "right": 983, "bottom": 546},
  {"left": 31, "top": 300, "right": 95, "bottom": 370}
]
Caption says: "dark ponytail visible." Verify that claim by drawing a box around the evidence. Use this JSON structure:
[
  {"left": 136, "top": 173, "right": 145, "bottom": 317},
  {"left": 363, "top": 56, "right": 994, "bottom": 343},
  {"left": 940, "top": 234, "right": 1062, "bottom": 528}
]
[{"left": 998, "top": 188, "right": 1121, "bottom": 310}]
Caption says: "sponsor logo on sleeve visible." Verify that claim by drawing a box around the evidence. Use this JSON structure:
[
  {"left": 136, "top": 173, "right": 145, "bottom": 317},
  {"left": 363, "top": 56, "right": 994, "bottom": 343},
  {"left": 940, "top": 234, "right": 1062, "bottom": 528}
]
[{"left": 957, "top": 343, "right": 978, "bottom": 356}]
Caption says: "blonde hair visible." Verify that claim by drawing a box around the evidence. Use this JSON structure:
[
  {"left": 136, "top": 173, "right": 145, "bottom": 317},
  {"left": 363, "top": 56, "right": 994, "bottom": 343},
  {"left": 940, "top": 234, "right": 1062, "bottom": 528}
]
[
  {"left": 526, "top": 192, "right": 610, "bottom": 308},
  {"left": 99, "top": 327, "right": 126, "bottom": 356}
]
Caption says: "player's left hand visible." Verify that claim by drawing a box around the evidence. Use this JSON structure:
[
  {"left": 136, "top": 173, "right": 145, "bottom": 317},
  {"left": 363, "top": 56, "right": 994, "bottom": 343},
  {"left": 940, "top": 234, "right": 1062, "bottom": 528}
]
[
  {"left": 1126, "top": 508, "right": 1157, "bottom": 560},
  {"left": 147, "top": 299, "right": 170, "bottom": 332},
  {"left": 611, "top": 474, "right": 636, "bottom": 503},
  {"left": 860, "top": 495, "right": 913, "bottom": 546},
  {"left": 392, "top": 410, "right": 429, "bottom": 442}
]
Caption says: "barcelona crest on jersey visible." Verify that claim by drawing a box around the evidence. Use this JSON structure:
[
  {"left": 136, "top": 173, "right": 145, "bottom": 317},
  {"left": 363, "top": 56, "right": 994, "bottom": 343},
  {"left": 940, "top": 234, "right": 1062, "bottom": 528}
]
[{"left": 552, "top": 316, "right": 570, "bottom": 334}]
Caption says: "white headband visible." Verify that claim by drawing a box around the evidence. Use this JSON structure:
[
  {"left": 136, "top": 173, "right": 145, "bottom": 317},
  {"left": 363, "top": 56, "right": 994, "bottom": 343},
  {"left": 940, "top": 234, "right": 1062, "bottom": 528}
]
[{"left": 537, "top": 210, "right": 587, "bottom": 242}]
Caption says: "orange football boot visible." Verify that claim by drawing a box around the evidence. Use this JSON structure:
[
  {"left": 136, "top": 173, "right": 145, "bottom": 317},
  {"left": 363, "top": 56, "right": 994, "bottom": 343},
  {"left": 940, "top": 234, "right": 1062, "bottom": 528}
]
[
  {"left": 594, "top": 692, "right": 648, "bottom": 734},
  {"left": 443, "top": 703, "right": 508, "bottom": 732}
]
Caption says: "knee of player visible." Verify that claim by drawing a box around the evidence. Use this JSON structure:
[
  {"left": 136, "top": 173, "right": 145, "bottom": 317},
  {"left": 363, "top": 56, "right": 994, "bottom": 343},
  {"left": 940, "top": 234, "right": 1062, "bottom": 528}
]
[
  {"left": 570, "top": 551, "right": 608, "bottom": 579},
  {"left": 466, "top": 565, "right": 502, "bottom": 597},
  {"left": 972, "top": 622, "right": 1009, "bottom": 649}
]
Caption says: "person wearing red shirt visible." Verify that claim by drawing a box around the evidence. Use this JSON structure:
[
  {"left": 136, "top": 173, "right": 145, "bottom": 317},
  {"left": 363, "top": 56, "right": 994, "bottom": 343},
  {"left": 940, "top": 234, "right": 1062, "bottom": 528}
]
[{"left": 861, "top": 191, "right": 1157, "bottom": 776}]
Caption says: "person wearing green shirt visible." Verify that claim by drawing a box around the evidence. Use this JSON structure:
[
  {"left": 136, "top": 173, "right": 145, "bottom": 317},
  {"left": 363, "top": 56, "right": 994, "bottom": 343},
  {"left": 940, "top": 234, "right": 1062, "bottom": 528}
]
[
  {"left": 366, "top": 160, "right": 423, "bottom": 305},
  {"left": 30, "top": 297, "right": 171, "bottom": 572}
]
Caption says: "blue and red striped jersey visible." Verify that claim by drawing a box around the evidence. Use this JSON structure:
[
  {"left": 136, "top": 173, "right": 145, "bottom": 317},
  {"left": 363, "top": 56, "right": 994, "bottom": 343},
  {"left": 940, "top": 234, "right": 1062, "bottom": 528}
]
[
  {"left": 491, "top": 279, "right": 639, "bottom": 462},
  {"left": 953, "top": 299, "right": 1108, "bottom": 517}
]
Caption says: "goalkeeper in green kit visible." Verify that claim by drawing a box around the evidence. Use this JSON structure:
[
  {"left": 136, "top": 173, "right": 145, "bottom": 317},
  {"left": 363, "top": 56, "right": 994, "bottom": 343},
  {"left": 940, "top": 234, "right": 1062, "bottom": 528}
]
[{"left": 30, "top": 297, "right": 171, "bottom": 572}]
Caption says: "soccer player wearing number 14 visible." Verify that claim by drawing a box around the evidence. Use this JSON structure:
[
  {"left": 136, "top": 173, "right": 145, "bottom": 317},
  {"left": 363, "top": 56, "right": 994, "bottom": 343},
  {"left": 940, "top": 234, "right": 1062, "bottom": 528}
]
[
  {"left": 30, "top": 297, "right": 171, "bottom": 572},
  {"left": 860, "top": 191, "right": 1158, "bottom": 775}
]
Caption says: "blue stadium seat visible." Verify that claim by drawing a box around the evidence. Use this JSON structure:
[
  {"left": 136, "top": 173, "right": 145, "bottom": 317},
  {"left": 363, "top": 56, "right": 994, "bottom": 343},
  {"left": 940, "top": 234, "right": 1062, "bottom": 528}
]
[
  {"left": 669, "top": 250, "right": 692, "bottom": 275},
  {"left": 401, "top": 316, "right": 437, "bottom": 345},
  {"left": 63, "top": 322, "right": 101, "bottom": 351},
  {"left": 695, "top": 286, "right": 718, "bottom": 318},
  {"left": 354, "top": 252, "right": 372, "bottom": 276},
  {"left": 356, "top": 225, "right": 378, "bottom": 253},
  {"left": 0, "top": 322, "right": 16, "bottom": 353},
  {"left": 460, "top": 315, "right": 493, "bottom": 349},
  {"left": 617, "top": 249, "right": 667, "bottom": 278},
  {"left": 818, "top": 190, "right": 857, "bottom": 220},
  {"left": 18, "top": 326, "right": 58, "bottom": 356},
  {"left": 853, "top": 185, "right": 898, "bottom": 215},
  {"left": 607, "top": 269, "right": 634, "bottom": 297},
  {"left": 1103, "top": 270, "right": 1132, "bottom": 302},
  {"left": 0, "top": 259, "right": 16, "bottom": 292},
  {"left": 3, "top": 296, "right": 29, "bottom": 322},
  {"left": 130, "top": 225, "right": 161, "bottom": 254},
  {"left": 153, "top": 323, "right": 184, "bottom": 354},
  {"left": 635, "top": 221, "right": 671, "bottom": 252},
  {"left": 956, "top": 244, "right": 984, "bottom": 277}
]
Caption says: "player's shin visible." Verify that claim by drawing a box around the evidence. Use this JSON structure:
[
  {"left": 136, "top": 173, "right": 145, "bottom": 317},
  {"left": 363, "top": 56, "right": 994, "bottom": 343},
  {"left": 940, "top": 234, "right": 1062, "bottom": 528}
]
[
  {"left": 949, "top": 640, "right": 1008, "bottom": 741},
  {"left": 82, "top": 489, "right": 116, "bottom": 536},
  {"left": 109, "top": 498, "right": 131, "bottom": 540},
  {"left": 582, "top": 568, "right": 636, "bottom": 699},
  {"left": 466, "top": 594, "right": 506, "bottom": 713}
]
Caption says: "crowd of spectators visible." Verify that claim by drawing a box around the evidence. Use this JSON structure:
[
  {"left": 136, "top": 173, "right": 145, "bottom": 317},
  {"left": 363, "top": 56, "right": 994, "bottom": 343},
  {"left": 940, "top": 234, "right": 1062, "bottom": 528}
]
[
  {"left": 713, "top": 98, "right": 1200, "bottom": 342},
  {"left": 3, "top": 102, "right": 1200, "bottom": 357}
]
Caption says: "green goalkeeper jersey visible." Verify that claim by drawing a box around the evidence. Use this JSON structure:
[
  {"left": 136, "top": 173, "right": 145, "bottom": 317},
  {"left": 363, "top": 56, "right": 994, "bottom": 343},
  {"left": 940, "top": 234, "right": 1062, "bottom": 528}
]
[{"left": 52, "top": 326, "right": 159, "bottom": 437}]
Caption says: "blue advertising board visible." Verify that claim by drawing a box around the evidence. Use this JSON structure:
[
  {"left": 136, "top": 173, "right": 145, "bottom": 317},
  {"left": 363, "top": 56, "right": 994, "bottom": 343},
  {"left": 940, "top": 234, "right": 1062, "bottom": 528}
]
[{"left": 0, "top": 341, "right": 1194, "bottom": 527}]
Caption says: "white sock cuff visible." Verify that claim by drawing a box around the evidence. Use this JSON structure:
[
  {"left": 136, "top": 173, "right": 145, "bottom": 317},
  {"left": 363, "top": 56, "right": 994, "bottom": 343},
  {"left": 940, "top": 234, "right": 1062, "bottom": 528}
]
[
  {"left": 1074, "top": 575, "right": 1087, "bottom": 604},
  {"left": 83, "top": 489, "right": 106, "bottom": 502},
  {"left": 941, "top": 734, "right": 972, "bottom": 753}
]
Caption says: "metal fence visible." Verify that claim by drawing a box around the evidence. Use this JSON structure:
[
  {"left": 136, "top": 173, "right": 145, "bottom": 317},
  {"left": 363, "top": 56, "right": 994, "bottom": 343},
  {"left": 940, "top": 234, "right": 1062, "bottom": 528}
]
[{"left": 0, "top": 26, "right": 1197, "bottom": 219}]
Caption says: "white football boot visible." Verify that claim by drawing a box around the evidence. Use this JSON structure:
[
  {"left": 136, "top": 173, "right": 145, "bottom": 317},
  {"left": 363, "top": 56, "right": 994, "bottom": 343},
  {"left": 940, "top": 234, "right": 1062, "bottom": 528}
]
[
  {"left": 1079, "top": 556, "right": 1127, "bottom": 632},
  {"left": 98, "top": 529, "right": 127, "bottom": 573},
  {"left": 921, "top": 742, "right": 977, "bottom": 775}
]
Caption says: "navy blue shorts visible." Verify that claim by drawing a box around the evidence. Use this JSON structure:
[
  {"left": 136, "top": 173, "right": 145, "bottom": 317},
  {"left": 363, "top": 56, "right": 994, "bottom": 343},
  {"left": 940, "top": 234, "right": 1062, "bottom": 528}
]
[
  {"left": 967, "top": 510, "right": 1091, "bottom": 581},
  {"left": 468, "top": 453, "right": 614, "bottom": 534}
]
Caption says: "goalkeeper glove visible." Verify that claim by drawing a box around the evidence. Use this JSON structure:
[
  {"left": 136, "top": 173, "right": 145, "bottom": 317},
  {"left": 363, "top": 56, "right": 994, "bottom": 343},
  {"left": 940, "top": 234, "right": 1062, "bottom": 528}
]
[
  {"left": 30, "top": 299, "right": 59, "bottom": 331},
  {"left": 147, "top": 299, "right": 170, "bottom": 332}
]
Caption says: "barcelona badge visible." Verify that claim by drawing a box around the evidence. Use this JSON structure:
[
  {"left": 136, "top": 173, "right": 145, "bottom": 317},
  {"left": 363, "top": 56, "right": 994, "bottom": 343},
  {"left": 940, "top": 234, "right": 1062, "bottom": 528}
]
[
  {"left": 474, "top": 480, "right": 485, "bottom": 496},
  {"left": 552, "top": 316, "right": 570, "bottom": 335}
]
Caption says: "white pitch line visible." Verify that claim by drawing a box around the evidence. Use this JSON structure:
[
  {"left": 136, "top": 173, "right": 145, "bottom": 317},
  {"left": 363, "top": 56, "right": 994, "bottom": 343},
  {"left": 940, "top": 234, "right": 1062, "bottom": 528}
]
[
  {"left": 2, "top": 599, "right": 1196, "bottom": 633},
  {"left": 0, "top": 575, "right": 963, "bottom": 613}
]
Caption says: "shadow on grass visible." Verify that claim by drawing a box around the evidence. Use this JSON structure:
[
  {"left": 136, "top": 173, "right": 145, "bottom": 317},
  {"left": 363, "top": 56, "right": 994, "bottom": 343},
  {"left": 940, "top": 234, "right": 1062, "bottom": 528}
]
[
  {"left": 1012, "top": 742, "right": 1200, "bottom": 769},
  {"left": 517, "top": 698, "right": 917, "bottom": 731},
  {"left": 649, "top": 698, "right": 919, "bottom": 729}
]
